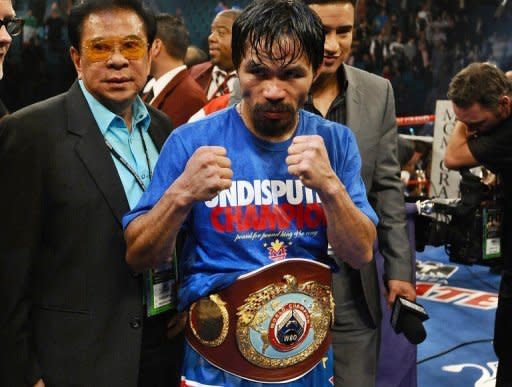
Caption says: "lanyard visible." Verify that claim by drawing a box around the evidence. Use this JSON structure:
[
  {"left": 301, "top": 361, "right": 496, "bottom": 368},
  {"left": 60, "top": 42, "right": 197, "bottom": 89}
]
[
  {"left": 106, "top": 125, "right": 177, "bottom": 316},
  {"left": 104, "top": 127, "right": 153, "bottom": 191}
]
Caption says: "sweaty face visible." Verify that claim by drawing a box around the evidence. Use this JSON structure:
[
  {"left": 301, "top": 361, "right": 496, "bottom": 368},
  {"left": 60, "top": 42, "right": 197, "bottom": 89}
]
[
  {"left": 238, "top": 43, "right": 315, "bottom": 141},
  {"left": 71, "top": 8, "right": 150, "bottom": 115},
  {"left": 0, "top": 0, "right": 15, "bottom": 80},
  {"left": 208, "top": 13, "right": 235, "bottom": 72},
  {"left": 453, "top": 99, "right": 510, "bottom": 134},
  {"left": 309, "top": 2, "right": 354, "bottom": 78}
]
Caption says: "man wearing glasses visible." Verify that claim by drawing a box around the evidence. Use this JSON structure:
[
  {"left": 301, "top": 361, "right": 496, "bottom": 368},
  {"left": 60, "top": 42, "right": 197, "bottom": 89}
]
[
  {"left": 0, "top": 0, "right": 23, "bottom": 117},
  {"left": 0, "top": 1, "right": 179, "bottom": 386}
]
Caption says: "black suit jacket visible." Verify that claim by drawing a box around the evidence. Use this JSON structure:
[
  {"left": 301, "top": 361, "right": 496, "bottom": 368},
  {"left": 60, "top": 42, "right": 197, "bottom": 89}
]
[{"left": 0, "top": 82, "right": 173, "bottom": 386}]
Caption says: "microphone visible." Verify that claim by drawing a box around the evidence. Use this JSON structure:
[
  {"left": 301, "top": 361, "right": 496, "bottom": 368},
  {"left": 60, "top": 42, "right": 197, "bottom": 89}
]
[{"left": 391, "top": 296, "right": 429, "bottom": 344}]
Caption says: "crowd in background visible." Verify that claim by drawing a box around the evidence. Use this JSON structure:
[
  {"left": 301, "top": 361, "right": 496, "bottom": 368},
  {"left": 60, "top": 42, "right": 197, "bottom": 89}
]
[
  {"left": 350, "top": 0, "right": 512, "bottom": 117},
  {"left": 1, "top": 0, "right": 511, "bottom": 116}
]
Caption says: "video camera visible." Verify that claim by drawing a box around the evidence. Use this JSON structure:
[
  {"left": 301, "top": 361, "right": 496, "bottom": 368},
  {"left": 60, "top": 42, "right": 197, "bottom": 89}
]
[{"left": 415, "top": 169, "right": 504, "bottom": 267}]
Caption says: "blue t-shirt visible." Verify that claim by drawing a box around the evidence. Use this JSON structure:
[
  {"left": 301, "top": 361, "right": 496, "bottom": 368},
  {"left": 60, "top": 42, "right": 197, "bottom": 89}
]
[{"left": 123, "top": 106, "right": 377, "bottom": 310}]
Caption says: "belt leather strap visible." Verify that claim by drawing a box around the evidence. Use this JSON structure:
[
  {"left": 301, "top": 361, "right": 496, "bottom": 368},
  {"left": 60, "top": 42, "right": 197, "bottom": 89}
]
[{"left": 185, "top": 258, "right": 334, "bottom": 383}]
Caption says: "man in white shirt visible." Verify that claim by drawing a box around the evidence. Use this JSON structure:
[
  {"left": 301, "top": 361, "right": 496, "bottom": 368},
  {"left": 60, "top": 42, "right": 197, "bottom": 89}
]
[
  {"left": 188, "top": 9, "right": 241, "bottom": 101},
  {"left": 144, "top": 13, "right": 206, "bottom": 127}
]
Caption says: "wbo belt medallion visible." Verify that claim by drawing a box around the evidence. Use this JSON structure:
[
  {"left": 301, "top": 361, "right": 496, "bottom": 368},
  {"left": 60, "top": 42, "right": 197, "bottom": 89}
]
[
  {"left": 269, "top": 302, "right": 310, "bottom": 353},
  {"left": 186, "top": 259, "right": 334, "bottom": 383},
  {"left": 237, "top": 274, "right": 333, "bottom": 369}
]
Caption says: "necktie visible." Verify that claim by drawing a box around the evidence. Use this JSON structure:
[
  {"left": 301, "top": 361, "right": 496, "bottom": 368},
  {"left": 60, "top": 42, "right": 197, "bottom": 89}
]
[{"left": 211, "top": 71, "right": 235, "bottom": 99}]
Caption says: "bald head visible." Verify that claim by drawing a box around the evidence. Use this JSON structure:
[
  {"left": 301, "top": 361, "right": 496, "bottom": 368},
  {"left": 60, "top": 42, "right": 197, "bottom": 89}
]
[
  {"left": 304, "top": 0, "right": 356, "bottom": 6},
  {"left": 208, "top": 9, "right": 241, "bottom": 71},
  {"left": 216, "top": 9, "right": 242, "bottom": 21}
]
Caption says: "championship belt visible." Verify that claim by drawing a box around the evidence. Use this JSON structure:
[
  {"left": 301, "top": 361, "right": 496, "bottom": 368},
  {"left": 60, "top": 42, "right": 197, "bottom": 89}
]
[{"left": 185, "top": 258, "right": 334, "bottom": 383}]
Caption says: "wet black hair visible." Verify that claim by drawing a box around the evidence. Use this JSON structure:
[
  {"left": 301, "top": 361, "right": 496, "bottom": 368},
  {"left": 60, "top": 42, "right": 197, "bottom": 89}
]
[{"left": 231, "top": 0, "right": 325, "bottom": 72}]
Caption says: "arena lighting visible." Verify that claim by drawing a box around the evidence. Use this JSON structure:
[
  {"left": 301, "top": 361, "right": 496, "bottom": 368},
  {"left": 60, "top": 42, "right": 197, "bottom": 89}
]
[{"left": 495, "top": 0, "right": 508, "bottom": 18}]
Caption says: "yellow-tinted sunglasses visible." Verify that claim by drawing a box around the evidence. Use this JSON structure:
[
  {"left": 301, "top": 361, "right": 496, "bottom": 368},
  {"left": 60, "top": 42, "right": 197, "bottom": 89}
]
[{"left": 82, "top": 36, "right": 148, "bottom": 62}]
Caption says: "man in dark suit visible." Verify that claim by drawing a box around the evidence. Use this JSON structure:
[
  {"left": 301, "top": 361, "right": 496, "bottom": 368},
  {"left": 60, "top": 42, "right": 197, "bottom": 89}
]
[
  {"left": 303, "top": 1, "right": 416, "bottom": 386},
  {"left": 0, "top": 1, "right": 180, "bottom": 386},
  {"left": 188, "top": 9, "right": 240, "bottom": 101},
  {"left": 144, "top": 13, "right": 206, "bottom": 127}
]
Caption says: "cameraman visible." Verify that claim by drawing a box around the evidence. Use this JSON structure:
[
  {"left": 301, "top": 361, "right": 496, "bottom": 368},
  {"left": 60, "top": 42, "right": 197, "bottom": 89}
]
[{"left": 444, "top": 62, "right": 512, "bottom": 386}]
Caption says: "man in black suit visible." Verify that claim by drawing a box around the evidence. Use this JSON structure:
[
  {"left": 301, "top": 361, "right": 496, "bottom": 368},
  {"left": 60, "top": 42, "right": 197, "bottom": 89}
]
[{"left": 0, "top": 1, "right": 179, "bottom": 386}]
